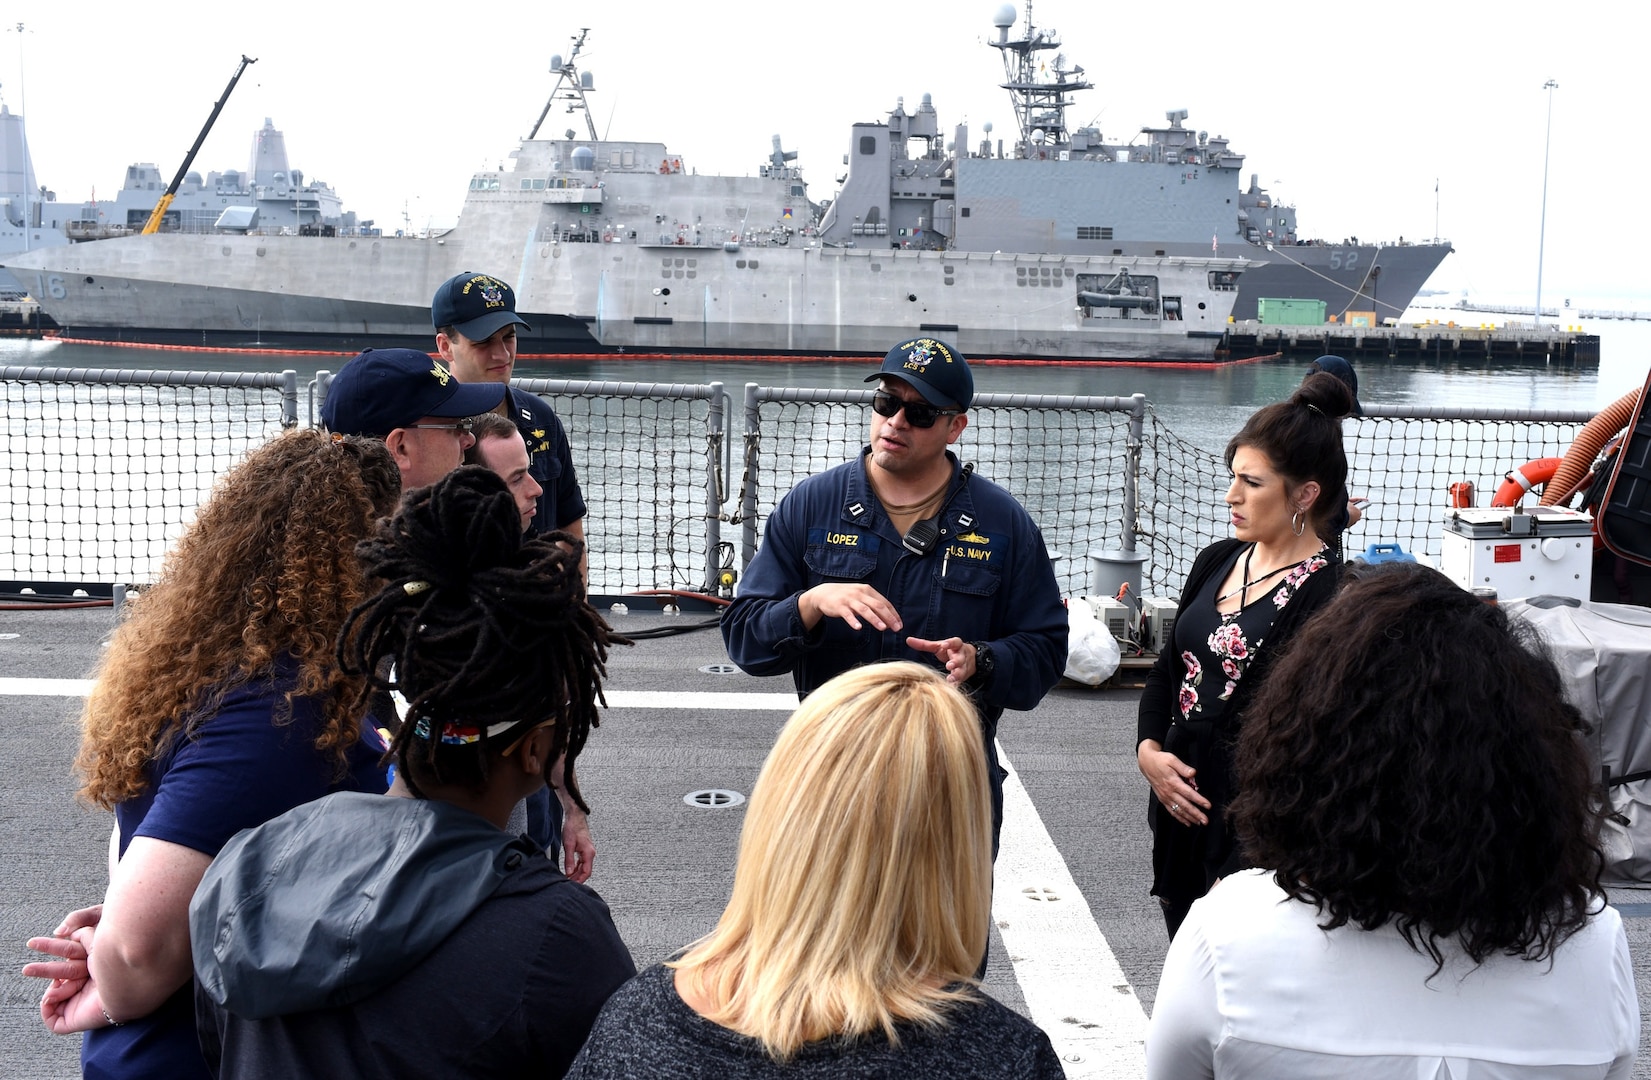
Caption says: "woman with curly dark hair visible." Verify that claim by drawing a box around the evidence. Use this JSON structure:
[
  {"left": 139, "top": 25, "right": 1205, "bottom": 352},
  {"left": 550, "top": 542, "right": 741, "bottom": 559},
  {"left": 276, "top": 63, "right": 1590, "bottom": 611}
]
[
  {"left": 189, "top": 466, "right": 635, "bottom": 1079},
  {"left": 1137, "top": 372, "right": 1353, "bottom": 938},
  {"left": 22, "top": 429, "right": 401, "bottom": 1079},
  {"left": 1145, "top": 562, "right": 1638, "bottom": 1078}
]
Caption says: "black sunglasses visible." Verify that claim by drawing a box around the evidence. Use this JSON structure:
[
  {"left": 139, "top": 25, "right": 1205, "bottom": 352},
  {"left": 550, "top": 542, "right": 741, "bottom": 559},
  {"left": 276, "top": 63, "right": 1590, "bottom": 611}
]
[{"left": 870, "top": 390, "right": 959, "bottom": 429}]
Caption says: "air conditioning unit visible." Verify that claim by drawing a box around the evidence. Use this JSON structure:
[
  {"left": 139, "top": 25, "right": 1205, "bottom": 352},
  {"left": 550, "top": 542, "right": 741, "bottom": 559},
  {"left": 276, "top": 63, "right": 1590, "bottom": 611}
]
[
  {"left": 1140, "top": 596, "right": 1179, "bottom": 654},
  {"left": 1083, "top": 596, "right": 1132, "bottom": 642}
]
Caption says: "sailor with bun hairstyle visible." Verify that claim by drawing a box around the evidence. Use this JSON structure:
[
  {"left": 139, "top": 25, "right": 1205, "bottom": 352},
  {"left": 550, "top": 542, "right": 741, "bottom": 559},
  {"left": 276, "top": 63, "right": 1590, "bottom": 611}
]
[
  {"left": 189, "top": 466, "right": 635, "bottom": 1080},
  {"left": 1136, "top": 372, "right": 1354, "bottom": 939}
]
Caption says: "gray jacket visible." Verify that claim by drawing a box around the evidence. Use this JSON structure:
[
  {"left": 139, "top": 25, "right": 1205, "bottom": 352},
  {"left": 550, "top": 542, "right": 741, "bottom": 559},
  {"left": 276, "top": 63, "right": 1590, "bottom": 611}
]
[{"left": 190, "top": 791, "right": 535, "bottom": 1019}]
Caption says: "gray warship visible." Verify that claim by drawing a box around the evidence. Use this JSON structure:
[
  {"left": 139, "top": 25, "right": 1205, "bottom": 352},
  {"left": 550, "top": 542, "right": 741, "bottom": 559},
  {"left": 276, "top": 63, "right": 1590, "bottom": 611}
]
[
  {"left": 5, "top": 6, "right": 1445, "bottom": 358},
  {"left": 0, "top": 113, "right": 365, "bottom": 301},
  {"left": 0, "top": 103, "right": 70, "bottom": 299},
  {"left": 62, "top": 117, "right": 365, "bottom": 240},
  {"left": 4, "top": 13, "right": 1257, "bottom": 360},
  {"left": 887, "top": 3, "right": 1450, "bottom": 323}
]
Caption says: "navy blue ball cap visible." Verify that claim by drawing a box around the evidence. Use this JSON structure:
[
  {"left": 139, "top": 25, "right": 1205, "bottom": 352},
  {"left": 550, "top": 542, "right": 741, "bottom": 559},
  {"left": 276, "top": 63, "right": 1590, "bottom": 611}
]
[
  {"left": 321, "top": 349, "right": 506, "bottom": 439},
  {"left": 431, "top": 271, "right": 532, "bottom": 341},
  {"left": 1307, "top": 354, "right": 1363, "bottom": 415},
  {"left": 864, "top": 336, "right": 973, "bottom": 410}
]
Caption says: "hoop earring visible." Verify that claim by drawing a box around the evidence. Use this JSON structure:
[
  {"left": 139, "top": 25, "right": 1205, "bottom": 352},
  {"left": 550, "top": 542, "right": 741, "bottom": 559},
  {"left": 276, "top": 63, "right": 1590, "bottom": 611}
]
[{"left": 1291, "top": 509, "right": 1306, "bottom": 536}]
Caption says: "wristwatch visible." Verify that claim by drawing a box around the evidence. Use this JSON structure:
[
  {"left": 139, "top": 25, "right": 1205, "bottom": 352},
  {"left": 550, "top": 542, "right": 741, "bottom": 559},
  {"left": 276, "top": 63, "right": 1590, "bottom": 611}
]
[{"left": 969, "top": 641, "right": 996, "bottom": 686}]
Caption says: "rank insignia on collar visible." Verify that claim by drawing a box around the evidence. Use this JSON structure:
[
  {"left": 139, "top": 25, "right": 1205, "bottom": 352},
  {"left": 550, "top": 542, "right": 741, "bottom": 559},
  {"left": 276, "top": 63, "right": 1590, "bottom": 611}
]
[
  {"left": 957, "top": 512, "right": 975, "bottom": 529},
  {"left": 847, "top": 501, "right": 866, "bottom": 518}
]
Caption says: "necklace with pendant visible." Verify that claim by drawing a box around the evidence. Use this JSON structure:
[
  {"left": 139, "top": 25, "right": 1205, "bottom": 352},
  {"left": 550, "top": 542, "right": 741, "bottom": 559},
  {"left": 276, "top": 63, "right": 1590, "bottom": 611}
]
[{"left": 1217, "top": 544, "right": 1300, "bottom": 606}]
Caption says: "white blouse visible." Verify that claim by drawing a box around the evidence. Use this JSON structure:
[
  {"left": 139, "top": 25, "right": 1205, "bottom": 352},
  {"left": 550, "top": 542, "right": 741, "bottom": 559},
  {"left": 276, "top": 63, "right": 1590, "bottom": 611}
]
[{"left": 1146, "top": 869, "right": 1639, "bottom": 1079}]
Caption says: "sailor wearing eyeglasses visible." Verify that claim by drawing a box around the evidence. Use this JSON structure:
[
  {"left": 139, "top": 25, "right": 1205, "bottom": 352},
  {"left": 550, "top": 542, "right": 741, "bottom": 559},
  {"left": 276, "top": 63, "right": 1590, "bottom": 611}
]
[
  {"left": 721, "top": 337, "right": 1068, "bottom": 854},
  {"left": 321, "top": 348, "right": 504, "bottom": 489}
]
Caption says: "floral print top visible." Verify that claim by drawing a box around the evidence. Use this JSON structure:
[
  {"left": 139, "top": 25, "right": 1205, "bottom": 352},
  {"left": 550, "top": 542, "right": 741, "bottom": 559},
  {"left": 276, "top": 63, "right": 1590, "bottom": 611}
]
[{"left": 1174, "top": 545, "right": 1329, "bottom": 724}]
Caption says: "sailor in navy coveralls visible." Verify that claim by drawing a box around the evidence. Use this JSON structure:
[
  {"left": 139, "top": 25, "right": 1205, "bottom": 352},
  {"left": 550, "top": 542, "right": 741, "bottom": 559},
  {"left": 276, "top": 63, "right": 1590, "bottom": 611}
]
[{"left": 721, "top": 338, "right": 1068, "bottom": 851}]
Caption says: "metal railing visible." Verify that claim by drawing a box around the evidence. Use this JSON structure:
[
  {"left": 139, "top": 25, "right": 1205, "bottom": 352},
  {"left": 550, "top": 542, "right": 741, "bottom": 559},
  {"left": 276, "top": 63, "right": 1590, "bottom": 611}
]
[
  {"left": 1, "top": 364, "right": 1605, "bottom": 602},
  {"left": 2, "top": 366, "right": 297, "bottom": 586}
]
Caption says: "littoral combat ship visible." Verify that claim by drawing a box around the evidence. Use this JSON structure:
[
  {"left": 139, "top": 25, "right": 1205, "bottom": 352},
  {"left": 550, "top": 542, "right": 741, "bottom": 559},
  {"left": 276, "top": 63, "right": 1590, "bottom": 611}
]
[{"left": 5, "top": 8, "right": 1445, "bottom": 360}]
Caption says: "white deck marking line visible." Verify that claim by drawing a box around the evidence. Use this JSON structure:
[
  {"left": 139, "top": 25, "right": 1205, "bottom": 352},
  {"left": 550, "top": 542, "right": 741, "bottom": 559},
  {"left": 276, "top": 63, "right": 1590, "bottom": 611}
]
[
  {"left": 0, "top": 680, "right": 802, "bottom": 711},
  {"left": 994, "top": 741, "right": 1148, "bottom": 1079},
  {"left": 602, "top": 690, "right": 801, "bottom": 711}
]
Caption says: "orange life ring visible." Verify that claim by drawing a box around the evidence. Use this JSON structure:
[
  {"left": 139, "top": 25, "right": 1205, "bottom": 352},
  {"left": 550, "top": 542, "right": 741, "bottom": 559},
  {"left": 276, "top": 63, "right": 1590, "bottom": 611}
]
[{"left": 1491, "top": 457, "right": 1563, "bottom": 507}]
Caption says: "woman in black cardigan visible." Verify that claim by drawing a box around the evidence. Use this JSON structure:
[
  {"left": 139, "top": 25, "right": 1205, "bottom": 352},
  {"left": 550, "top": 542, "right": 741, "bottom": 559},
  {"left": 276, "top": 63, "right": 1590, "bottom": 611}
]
[{"left": 1137, "top": 372, "right": 1355, "bottom": 939}]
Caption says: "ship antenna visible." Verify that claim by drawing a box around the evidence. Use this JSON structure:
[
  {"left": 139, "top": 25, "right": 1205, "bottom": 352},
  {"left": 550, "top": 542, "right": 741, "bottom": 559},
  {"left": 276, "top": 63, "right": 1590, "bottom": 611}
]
[
  {"left": 529, "top": 28, "right": 599, "bottom": 142},
  {"left": 987, "top": 2, "right": 1091, "bottom": 156}
]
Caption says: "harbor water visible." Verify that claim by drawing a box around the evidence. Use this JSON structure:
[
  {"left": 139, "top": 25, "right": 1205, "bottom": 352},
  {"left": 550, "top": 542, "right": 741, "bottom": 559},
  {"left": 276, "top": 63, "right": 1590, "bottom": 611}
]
[{"left": 3, "top": 304, "right": 1643, "bottom": 451}]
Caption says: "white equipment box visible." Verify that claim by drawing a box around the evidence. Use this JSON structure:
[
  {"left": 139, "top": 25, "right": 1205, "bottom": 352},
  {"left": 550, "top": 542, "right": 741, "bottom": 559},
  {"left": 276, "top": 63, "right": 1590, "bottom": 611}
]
[
  {"left": 1080, "top": 596, "right": 1132, "bottom": 641},
  {"left": 1140, "top": 596, "right": 1179, "bottom": 654},
  {"left": 1439, "top": 506, "right": 1593, "bottom": 602}
]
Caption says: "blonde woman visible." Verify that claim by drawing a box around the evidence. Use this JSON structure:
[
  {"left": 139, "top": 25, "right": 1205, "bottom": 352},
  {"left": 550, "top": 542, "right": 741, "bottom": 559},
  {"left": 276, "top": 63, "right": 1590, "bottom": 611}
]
[{"left": 565, "top": 662, "right": 1063, "bottom": 1077}]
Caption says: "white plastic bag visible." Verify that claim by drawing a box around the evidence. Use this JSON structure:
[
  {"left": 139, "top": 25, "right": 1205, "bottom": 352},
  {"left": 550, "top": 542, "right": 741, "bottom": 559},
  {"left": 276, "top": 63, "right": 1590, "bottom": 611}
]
[{"left": 1063, "top": 598, "right": 1121, "bottom": 686}]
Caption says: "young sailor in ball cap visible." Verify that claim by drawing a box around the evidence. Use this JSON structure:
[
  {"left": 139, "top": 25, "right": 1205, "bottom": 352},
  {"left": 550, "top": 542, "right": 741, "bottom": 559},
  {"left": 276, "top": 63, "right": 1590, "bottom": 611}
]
[
  {"left": 432, "top": 271, "right": 587, "bottom": 559},
  {"left": 432, "top": 272, "right": 594, "bottom": 881},
  {"left": 721, "top": 336, "right": 1068, "bottom": 857}
]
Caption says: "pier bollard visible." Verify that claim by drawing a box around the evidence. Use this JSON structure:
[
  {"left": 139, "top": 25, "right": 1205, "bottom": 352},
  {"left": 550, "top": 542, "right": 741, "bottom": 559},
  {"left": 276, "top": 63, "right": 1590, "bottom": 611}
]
[
  {"left": 111, "top": 583, "right": 126, "bottom": 615},
  {"left": 1087, "top": 547, "right": 1147, "bottom": 602}
]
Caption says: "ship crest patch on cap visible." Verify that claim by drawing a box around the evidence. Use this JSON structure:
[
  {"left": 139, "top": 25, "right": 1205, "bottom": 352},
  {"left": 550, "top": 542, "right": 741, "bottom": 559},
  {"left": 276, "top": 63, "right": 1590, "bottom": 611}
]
[
  {"left": 464, "top": 275, "right": 510, "bottom": 310},
  {"left": 904, "top": 336, "right": 957, "bottom": 374},
  {"left": 900, "top": 337, "right": 952, "bottom": 374}
]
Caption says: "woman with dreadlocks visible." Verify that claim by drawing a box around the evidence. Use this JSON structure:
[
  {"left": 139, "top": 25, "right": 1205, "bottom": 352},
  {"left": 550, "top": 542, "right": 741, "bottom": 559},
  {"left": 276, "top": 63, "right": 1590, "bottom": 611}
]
[
  {"left": 188, "top": 466, "right": 635, "bottom": 1080},
  {"left": 21, "top": 429, "right": 401, "bottom": 1080}
]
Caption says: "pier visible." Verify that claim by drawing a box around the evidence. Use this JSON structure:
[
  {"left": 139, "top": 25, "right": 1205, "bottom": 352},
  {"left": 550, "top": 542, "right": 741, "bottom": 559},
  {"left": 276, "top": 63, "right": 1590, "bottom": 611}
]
[{"left": 1222, "top": 319, "right": 1598, "bottom": 366}]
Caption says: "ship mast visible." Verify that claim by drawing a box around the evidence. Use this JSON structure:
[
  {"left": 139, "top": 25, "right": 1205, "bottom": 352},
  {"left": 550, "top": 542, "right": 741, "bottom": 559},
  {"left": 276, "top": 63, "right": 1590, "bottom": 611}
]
[
  {"left": 528, "top": 29, "right": 599, "bottom": 142},
  {"left": 988, "top": 2, "right": 1092, "bottom": 154}
]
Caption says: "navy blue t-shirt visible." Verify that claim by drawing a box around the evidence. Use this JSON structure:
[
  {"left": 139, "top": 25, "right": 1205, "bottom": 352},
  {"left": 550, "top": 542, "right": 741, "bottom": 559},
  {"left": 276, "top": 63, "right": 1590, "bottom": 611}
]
[{"left": 83, "top": 661, "right": 387, "bottom": 1080}]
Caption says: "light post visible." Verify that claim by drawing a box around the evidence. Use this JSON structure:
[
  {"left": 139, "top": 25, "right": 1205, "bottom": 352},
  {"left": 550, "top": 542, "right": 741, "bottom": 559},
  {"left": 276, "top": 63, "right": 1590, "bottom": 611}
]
[{"left": 1534, "top": 79, "right": 1558, "bottom": 326}]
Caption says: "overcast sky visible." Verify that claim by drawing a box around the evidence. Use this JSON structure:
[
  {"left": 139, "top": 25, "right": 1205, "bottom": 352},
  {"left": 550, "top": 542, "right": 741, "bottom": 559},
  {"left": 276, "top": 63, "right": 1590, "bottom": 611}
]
[{"left": 6, "top": 1, "right": 1641, "bottom": 307}]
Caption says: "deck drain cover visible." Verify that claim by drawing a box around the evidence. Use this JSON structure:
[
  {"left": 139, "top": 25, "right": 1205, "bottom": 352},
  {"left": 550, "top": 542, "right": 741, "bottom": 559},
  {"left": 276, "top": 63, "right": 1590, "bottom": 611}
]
[
  {"left": 1021, "top": 885, "right": 1061, "bottom": 903},
  {"left": 698, "top": 663, "right": 739, "bottom": 675},
  {"left": 684, "top": 788, "right": 746, "bottom": 808}
]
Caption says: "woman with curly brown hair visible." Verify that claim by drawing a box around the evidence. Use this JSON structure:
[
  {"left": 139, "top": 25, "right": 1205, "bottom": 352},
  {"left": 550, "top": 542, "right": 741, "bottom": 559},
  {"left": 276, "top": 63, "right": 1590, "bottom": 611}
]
[
  {"left": 22, "top": 429, "right": 401, "bottom": 1080},
  {"left": 1145, "top": 562, "right": 1639, "bottom": 1078},
  {"left": 1137, "top": 372, "right": 1353, "bottom": 939}
]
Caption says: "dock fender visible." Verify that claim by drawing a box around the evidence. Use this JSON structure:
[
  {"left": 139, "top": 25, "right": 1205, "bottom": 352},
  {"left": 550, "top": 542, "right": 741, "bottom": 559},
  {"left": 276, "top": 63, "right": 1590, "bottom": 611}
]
[{"left": 1492, "top": 457, "right": 1564, "bottom": 507}]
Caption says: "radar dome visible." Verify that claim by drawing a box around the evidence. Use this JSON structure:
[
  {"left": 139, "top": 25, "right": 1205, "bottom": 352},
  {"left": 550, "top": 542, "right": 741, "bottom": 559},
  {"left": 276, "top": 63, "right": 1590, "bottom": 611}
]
[
  {"left": 992, "top": 4, "right": 1017, "bottom": 29},
  {"left": 549, "top": 54, "right": 563, "bottom": 71},
  {"left": 580, "top": 71, "right": 594, "bottom": 90},
  {"left": 984, "top": 121, "right": 993, "bottom": 133},
  {"left": 571, "top": 145, "right": 596, "bottom": 171}
]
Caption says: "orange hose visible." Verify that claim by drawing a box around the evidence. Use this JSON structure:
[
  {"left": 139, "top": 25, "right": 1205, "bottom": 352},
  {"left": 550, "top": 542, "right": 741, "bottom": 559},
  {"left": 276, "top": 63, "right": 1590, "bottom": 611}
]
[{"left": 1541, "top": 390, "right": 1641, "bottom": 506}]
